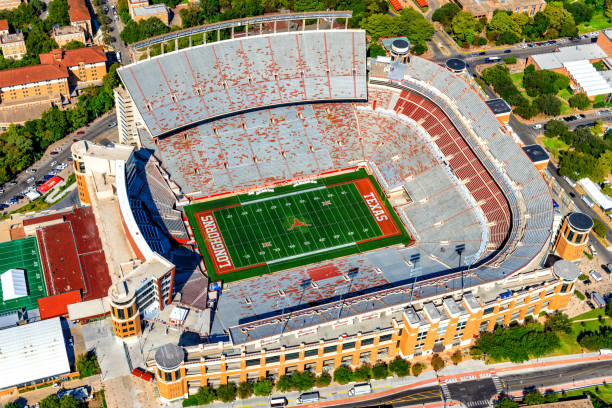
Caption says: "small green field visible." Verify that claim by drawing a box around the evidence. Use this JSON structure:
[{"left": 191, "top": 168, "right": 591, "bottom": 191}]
[
  {"left": 542, "top": 136, "right": 570, "bottom": 158},
  {"left": 185, "top": 169, "right": 411, "bottom": 282},
  {"left": 578, "top": 11, "right": 612, "bottom": 34},
  {"left": 561, "top": 384, "right": 612, "bottom": 403},
  {"left": 510, "top": 72, "right": 571, "bottom": 116},
  {"left": 0, "top": 236, "right": 47, "bottom": 314}
]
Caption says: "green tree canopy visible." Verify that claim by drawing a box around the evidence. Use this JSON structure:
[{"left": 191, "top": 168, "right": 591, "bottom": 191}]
[
  {"left": 389, "top": 357, "right": 411, "bottom": 376},
  {"left": 569, "top": 93, "right": 591, "bottom": 110},
  {"left": 451, "top": 11, "right": 482, "bottom": 43},
  {"left": 316, "top": 372, "right": 332, "bottom": 387},
  {"left": 253, "top": 378, "right": 274, "bottom": 396},
  {"left": 372, "top": 362, "right": 389, "bottom": 379},
  {"left": 237, "top": 381, "right": 253, "bottom": 399},
  {"left": 535, "top": 94, "right": 562, "bottom": 116},
  {"left": 432, "top": 2, "right": 460, "bottom": 27},
  {"left": 333, "top": 366, "right": 353, "bottom": 384},
  {"left": 216, "top": 383, "right": 237, "bottom": 403}
]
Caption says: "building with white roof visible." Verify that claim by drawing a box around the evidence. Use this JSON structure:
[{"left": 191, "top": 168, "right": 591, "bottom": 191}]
[
  {"left": 579, "top": 178, "right": 612, "bottom": 211},
  {"left": 0, "top": 317, "right": 70, "bottom": 390},
  {"left": 1, "top": 268, "right": 27, "bottom": 301},
  {"left": 564, "top": 60, "right": 612, "bottom": 97},
  {"left": 528, "top": 43, "right": 609, "bottom": 71}
]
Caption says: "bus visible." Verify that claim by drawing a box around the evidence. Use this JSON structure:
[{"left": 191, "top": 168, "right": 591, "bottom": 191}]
[{"left": 485, "top": 56, "right": 502, "bottom": 63}]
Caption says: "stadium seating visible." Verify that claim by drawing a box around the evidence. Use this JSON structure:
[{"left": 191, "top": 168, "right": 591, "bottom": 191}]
[{"left": 118, "top": 30, "right": 367, "bottom": 138}]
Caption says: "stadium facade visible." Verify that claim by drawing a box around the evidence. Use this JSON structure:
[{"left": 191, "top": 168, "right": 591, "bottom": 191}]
[{"left": 73, "top": 20, "right": 580, "bottom": 403}]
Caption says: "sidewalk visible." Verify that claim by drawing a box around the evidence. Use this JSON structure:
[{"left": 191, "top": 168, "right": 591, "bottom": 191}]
[{"left": 167, "top": 353, "right": 612, "bottom": 408}]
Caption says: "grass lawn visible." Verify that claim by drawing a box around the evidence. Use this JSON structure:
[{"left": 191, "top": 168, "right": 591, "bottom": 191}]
[
  {"left": 571, "top": 308, "right": 606, "bottom": 321},
  {"left": 578, "top": 11, "right": 612, "bottom": 34},
  {"left": 542, "top": 136, "right": 570, "bottom": 158},
  {"left": 561, "top": 384, "right": 612, "bottom": 403}
]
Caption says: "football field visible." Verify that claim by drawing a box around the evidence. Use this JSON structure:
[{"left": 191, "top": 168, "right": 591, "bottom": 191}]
[{"left": 186, "top": 171, "right": 410, "bottom": 282}]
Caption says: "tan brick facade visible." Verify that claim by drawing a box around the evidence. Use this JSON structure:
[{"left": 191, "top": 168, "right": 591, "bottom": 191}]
[
  {"left": 155, "top": 278, "right": 574, "bottom": 402},
  {"left": 0, "top": 0, "right": 21, "bottom": 10},
  {"left": 110, "top": 301, "right": 142, "bottom": 339},
  {"left": 553, "top": 213, "right": 592, "bottom": 262},
  {"left": 0, "top": 77, "right": 68, "bottom": 102}
]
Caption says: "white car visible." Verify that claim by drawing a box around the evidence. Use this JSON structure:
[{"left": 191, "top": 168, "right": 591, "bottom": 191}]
[
  {"left": 533, "top": 124, "right": 543, "bottom": 130},
  {"left": 589, "top": 244, "right": 597, "bottom": 256},
  {"left": 50, "top": 161, "right": 57, "bottom": 167},
  {"left": 590, "top": 270, "right": 603, "bottom": 282},
  {"left": 26, "top": 177, "right": 35, "bottom": 183}
]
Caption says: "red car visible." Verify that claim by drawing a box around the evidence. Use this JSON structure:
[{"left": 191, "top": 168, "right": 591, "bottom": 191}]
[{"left": 77, "top": 131, "right": 85, "bottom": 135}]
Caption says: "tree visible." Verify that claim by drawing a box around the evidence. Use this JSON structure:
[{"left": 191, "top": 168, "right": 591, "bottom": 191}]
[
  {"left": 430, "top": 354, "right": 445, "bottom": 372},
  {"left": 195, "top": 386, "right": 216, "bottom": 404},
  {"left": 543, "top": 4, "right": 576, "bottom": 30},
  {"left": 564, "top": 1, "right": 594, "bottom": 24},
  {"left": 179, "top": 4, "right": 202, "bottom": 28},
  {"left": 535, "top": 94, "right": 562, "bottom": 117},
  {"left": 59, "top": 395, "right": 80, "bottom": 408},
  {"left": 569, "top": 93, "right": 591, "bottom": 110},
  {"left": 76, "top": 351, "right": 100, "bottom": 378},
  {"left": 411, "top": 362, "right": 425, "bottom": 376},
  {"left": 545, "top": 119, "right": 569, "bottom": 138},
  {"left": 290, "top": 371, "right": 315, "bottom": 391},
  {"left": 451, "top": 350, "right": 463, "bottom": 365},
  {"left": 495, "top": 397, "right": 519, "bottom": 408},
  {"left": 504, "top": 56, "right": 517, "bottom": 64},
  {"left": 524, "top": 390, "right": 546, "bottom": 405},
  {"left": 46, "top": 0, "right": 70, "bottom": 28},
  {"left": 4, "top": 403, "right": 19, "bottom": 408},
  {"left": 432, "top": 2, "right": 460, "bottom": 27},
  {"left": 605, "top": 299, "right": 612, "bottom": 318},
  {"left": 368, "top": 43, "right": 386, "bottom": 58},
  {"left": 546, "top": 312, "right": 572, "bottom": 334},
  {"left": 253, "top": 378, "right": 274, "bottom": 396},
  {"left": 488, "top": 11, "right": 521, "bottom": 39},
  {"left": 62, "top": 40, "right": 85, "bottom": 50},
  {"left": 120, "top": 17, "right": 169, "bottom": 44},
  {"left": 389, "top": 357, "right": 411, "bottom": 376},
  {"left": 316, "top": 372, "right": 331, "bottom": 387},
  {"left": 216, "top": 383, "right": 237, "bottom": 403},
  {"left": 545, "top": 392, "right": 560, "bottom": 403},
  {"left": 40, "top": 395, "right": 61, "bottom": 408},
  {"left": 333, "top": 365, "right": 353, "bottom": 385},
  {"left": 276, "top": 375, "right": 293, "bottom": 392},
  {"left": 353, "top": 364, "right": 372, "bottom": 382},
  {"left": 25, "top": 28, "right": 58, "bottom": 57},
  {"left": 451, "top": 11, "right": 482, "bottom": 44},
  {"left": 360, "top": 13, "right": 395, "bottom": 40},
  {"left": 593, "top": 218, "right": 607, "bottom": 237},
  {"left": 68, "top": 105, "right": 88, "bottom": 131},
  {"left": 559, "top": 150, "right": 596, "bottom": 180},
  {"left": 372, "top": 362, "right": 389, "bottom": 379},
  {"left": 237, "top": 381, "right": 253, "bottom": 399}
]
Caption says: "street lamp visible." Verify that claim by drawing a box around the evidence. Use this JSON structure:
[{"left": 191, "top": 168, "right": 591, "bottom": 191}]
[{"left": 337, "top": 268, "right": 359, "bottom": 321}]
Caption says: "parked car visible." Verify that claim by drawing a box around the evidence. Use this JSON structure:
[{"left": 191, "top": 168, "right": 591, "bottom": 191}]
[
  {"left": 589, "top": 244, "right": 597, "bottom": 256},
  {"left": 77, "top": 131, "right": 85, "bottom": 135},
  {"left": 504, "top": 49, "right": 512, "bottom": 53},
  {"left": 50, "top": 151, "right": 59, "bottom": 155},
  {"left": 606, "top": 263, "right": 612, "bottom": 273},
  {"left": 50, "top": 161, "right": 57, "bottom": 167},
  {"left": 590, "top": 270, "right": 603, "bottom": 282},
  {"left": 6, "top": 181, "right": 16, "bottom": 186},
  {"left": 26, "top": 177, "right": 34, "bottom": 184},
  {"left": 26, "top": 168, "right": 37, "bottom": 173},
  {"left": 108, "top": 121, "right": 117, "bottom": 128},
  {"left": 533, "top": 124, "right": 543, "bottom": 130}
]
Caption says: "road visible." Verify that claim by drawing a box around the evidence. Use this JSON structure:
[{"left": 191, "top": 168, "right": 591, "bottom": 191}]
[
  {"left": 0, "top": 113, "right": 117, "bottom": 213},
  {"left": 325, "top": 385, "right": 442, "bottom": 408},
  {"left": 500, "top": 360, "right": 612, "bottom": 394}
]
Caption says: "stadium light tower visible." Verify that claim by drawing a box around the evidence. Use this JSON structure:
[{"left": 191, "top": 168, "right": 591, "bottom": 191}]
[
  {"left": 336, "top": 268, "right": 359, "bottom": 321},
  {"left": 407, "top": 253, "right": 421, "bottom": 304},
  {"left": 280, "top": 278, "right": 311, "bottom": 338}
]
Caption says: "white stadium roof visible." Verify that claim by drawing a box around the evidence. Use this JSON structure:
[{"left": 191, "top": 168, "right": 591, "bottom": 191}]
[
  {"left": 0, "top": 317, "right": 70, "bottom": 389},
  {"left": 1, "top": 269, "right": 27, "bottom": 301}
]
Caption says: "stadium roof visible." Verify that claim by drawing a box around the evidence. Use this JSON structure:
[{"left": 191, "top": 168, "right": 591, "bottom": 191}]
[
  {"left": 0, "top": 317, "right": 70, "bottom": 390},
  {"left": 485, "top": 98, "right": 512, "bottom": 115},
  {"left": 522, "top": 144, "right": 549, "bottom": 164}
]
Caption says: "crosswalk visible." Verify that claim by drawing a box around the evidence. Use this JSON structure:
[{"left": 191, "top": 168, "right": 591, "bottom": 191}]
[
  {"left": 465, "top": 399, "right": 493, "bottom": 407},
  {"left": 440, "top": 382, "right": 451, "bottom": 400},
  {"left": 492, "top": 374, "right": 503, "bottom": 394}
]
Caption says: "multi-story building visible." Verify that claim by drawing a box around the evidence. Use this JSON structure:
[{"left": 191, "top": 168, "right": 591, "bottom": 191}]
[
  {"left": 0, "top": 30, "right": 26, "bottom": 60},
  {"left": 132, "top": 4, "right": 169, "bottom": 25},
  {"left": 67, "top": 0, "right": 92, "bottom": 38},
  {"left": 71, "top": 140, "right": 135, "bottom": 205},
  {"left": 114, "top": 87, "right": 142, "bottom": 147},
  {"left": 0, "top": 64, "right": 69, "bottom": 103},
  {"left": 455, "top": 0, "right": 545, "bottom": 20},
  {"left": 553, "top": 212, "right": 594, "bottom": 261},
  {"left": 0, "top": 0, "right": 22, "bottom": 10},
  {"left": 128, "top": 0, "right": 148, "bottom": 16},
  {"left": 51, "top": 25, "right": 87, "bottom": 48},
  {"left": 40, "top": 47, "right": 107, "bottom": 87},
  {"left": 108, "top": 254, "right": 175, "bottom": 341},
  {"left": 153, "top": 260, "right": 578, "bottom": 402}
]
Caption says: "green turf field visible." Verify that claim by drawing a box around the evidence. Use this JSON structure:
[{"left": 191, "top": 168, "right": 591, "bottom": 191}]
[
  {"left": 185, "top": 169, "right": 412, "bottom": 282},
  {"left": 215, "top": 183, "right": 383, "bottom": 269},
  {"left": 0, "top": 236, "right": 47, "bottom": 313}
]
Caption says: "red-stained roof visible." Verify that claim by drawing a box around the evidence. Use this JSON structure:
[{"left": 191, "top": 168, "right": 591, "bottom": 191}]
[
  {"left": 389, "top": 0, "right": 403, "bottom": 10},
  {"left": 0, "top": 19, "right": 8, "bottom": 32},
  {"left": 416, "top": 0, "right": 427, "bottom": 7},
  {"left": 67, "top": 0, "right": 91, "bottom": 22},
  {"left": 0, "top": 64, "right": 68, "bottom": 88},
  {"left": 22, "top": 213, "right": 64, "bottom": 227},
  {"left": 40, "top": 46, "right": 107, "bottom": 68},
  {"left": 38, "top": 290, "right": 82, "bottom": 320}
]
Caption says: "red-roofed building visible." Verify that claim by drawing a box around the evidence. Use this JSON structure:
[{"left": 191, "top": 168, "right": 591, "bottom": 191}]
[
  {"left": 28, "top": 207, "right": 112, "bottom": 302},
  {"left": 40, "top": 47, "right": 107, "bottom": 86},
  {"left": 38, "top": 291, "right": 82, "bottom": 320},
  {"left": 0, "top": 64, "right": 69, "bottom": 104},
  {"left": 68, "top": 0, "right": 92, "bottom": 37},
  {"left": 0, "top": 20, "right": 8, "bottom": 35}
]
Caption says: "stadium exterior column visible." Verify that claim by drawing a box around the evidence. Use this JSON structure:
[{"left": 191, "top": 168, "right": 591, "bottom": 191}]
[
  {"left": 189, "top": 35, "right": 192, "bottom": 47},
  {"left": 316, "top": 18, "right": 319, "bottom": 30},
  {"left": 302, "top": 19, "right": 305, "bottom": 31},
  {"left": 231, "top": 26, "right": 234, "bottom": 38},
  {"left": 345, "top": 18, "right": 348, "bottom": 29},
  {"left": 258, "top": 350, "right": 266, "bottom": 380},
  {"left": 245, "top": 24, "right": 248, "bottom": 35},
  {"left": 200, "top": 358, "right": 206, "bottom": 386},
  {"left": 259, "top": 22, "right": 262, "bottom": 34},
  {"left": 273, "top": 21, "right": 276, "bottom": 33},
  {"left": 147, "top": 47, "right": 150, "bottom": 59},
  {"left": 161, "top": 41, "right": 164, "bottom": 54},
  {"left": 370, "top": 335, "right": 381, "bottom": 363},
  {"left": 175, "top": 38, "right": 178, "bottom": 50},
  {"left": 217, "top": 29, "right": 220, "bottom": 41}
]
